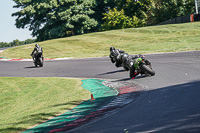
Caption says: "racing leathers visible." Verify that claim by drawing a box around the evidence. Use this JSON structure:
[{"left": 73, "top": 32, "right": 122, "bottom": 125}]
[
  {"left": 31, "top": 44, "right": 43, "bottom": 62},
  {"left": 110, "top": 47, "right": 124, "bottom": 67},
  {"left": 110, "top": 47, "right": 151, "bottom": 77}
]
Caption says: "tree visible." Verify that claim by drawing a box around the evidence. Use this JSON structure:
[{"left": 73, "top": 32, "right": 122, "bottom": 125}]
[
  {"left": 24, "top": 39, "right": 36, "bottom": 44},
  {"left": 11, "top": 39, "right": 20, "bottom": 46},
  {"left": 0, "top": 39, "right": 36, "bottom": 48},
  {"left": 0, "top": 42, "right": 9, "bottom": 48},
  {"left": 91, "top": 0, "right": 116, "bottom": 29},
  {"left": 145, "top": 0, "right": 195, "bottom": 25},
  {"left": 101, "top": 8, "right": 146, "bottom": 30},
  {"left": 100, "top": 0, "right": 150, "bottom": 30},
  {"left": 12, "top": 0, "right": 98, "bottom": 41},
  {"left": 114, "top": 0, "right": 151, "bottom": 19}
]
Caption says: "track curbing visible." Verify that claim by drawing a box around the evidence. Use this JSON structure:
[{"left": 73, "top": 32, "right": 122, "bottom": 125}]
[{"left": 22, "top": 79, "right": 118, "bottom": 133}]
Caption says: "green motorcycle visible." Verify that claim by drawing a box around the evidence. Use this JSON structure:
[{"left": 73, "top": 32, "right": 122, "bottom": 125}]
[{"left": 129, "top": 56, "right": 155, "bottom": 79}]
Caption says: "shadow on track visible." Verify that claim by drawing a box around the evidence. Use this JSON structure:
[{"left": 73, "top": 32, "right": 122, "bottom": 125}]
[
  {"left": 126, "top": 80, "right": 200, "bottom": 133},
  {"left": 80, "top": 80, "right": 200, "bottom": 133},
  {"left": 2, "top": 81, "right": 200, "bottom": 133},
  {"left": 98, "top": 69, "right": 127, "bottom": 75},
  {"left": 112, "top": 78, "right": 131, "bottom": 82},
  {"left": 24, "top": 66, "right": 41, "bottom": 69},
  {"left": 112, "top": 75, "right": 150, "bottom": 82}
]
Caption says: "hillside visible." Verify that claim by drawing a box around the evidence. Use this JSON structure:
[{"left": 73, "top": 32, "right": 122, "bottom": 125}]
[{"left": 1, "top": 22, "right": 200, "bottom": 59}]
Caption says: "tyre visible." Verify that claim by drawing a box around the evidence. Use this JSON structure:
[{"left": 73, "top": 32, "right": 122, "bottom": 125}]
[
  {"left": 129, "top": 66, "right": 137, "bottom": 79},
  {"left": 140, "top": 64, "right": 155, "bottom": 76},
  {"left": 39, "top": 57, "right": 43, "bottom": 67},
  {"left": 123, "top": 66, "right": 129, "bottom": 71},
  {"left": 111, "top": 57, "right": 115, "bottom": 63},
  {"left": 115, "top": 60, "right": 122, "bottom": 67},
  {"left": 33, "top": 58, "right": 37, "bottom": 67},
  {"left": 110, "top": 54, "right": 115, "bottom": 63}
]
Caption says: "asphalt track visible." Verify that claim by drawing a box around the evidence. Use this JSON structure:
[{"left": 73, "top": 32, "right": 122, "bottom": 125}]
[{"left": 1, "top": 51, "right": 200, "bottom": 132}]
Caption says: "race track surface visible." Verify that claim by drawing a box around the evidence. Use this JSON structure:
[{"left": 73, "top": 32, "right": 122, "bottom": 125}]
[{"left": 1, "top": 51, "right": 200, "bottom": 132}]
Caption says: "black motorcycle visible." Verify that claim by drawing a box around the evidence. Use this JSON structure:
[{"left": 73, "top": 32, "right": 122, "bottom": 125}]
[
  {"left": 31, "top": 53, "right": 44, "bottom": 67},
  {"left": 109, "top": 47, "right": 155, "bottom": 78},
  {"left": 109, "top": 47, "right": 126, "bottom": 69}
]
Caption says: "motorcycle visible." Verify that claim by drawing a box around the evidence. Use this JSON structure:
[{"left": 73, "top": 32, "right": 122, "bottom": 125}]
[
  {"left": 109, "top": 47, "right": 155, "bottom": 78},
  {"left": 129, "top": 56, "right": 155, "bottom": 79},
  {"left": 31, "top": 53, "right": 44, "bottom": 67},
  {"left": 109, "top": 47, "right": 126, "bottom": 68}
]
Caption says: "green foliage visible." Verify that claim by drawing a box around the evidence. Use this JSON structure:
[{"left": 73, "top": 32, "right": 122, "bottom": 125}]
[
  {"left": 0, "top": 39, "right": 36, "bottom": 48},
  {"left": 100, "top": 0, "right": 150, "bottom": 30},
  {"left": 145, "top": 0, "right": 195, "bottom": 25},
  {"left": 0, "top": 42, "right": 10, "bottom": 48},
  {"left": 114, "top": 0, "right": 151, "bottom": 19},
  {"left": 91, "top": 0, "right": 116, "bottom": 29},
  {"left": 101, "top": 8, "right": 131, "bottom": 30},
  {"left": 11, "top": 0, "right": 196, "bottom": 41},
  {"left": 100, "top": 0, "right": 195, "bottom": 30},
  {"left": 12, "top": 0, "right": 98, "bottom": 41},
  {"left": 101, "top": 8, "right": 146, "bottom": 31}
]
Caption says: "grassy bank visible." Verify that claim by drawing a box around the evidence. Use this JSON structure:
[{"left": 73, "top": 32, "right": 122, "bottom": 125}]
[
  {"left": 1, "top": 22, "right": 200, "bottom": 59},
  {"left": 0, "top": 77, "right": 90, "bottom": 133}
]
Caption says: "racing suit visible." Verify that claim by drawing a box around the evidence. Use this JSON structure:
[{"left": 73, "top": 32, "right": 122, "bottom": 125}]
[
  {"left": 31, "top": 45, "right": 43, "bottom": 62},
  {"left": 110, "top": 49, "right": 125, "bottom": 67}
]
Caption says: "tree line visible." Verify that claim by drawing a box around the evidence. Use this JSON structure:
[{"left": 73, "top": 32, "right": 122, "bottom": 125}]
[
  {"left": 12, "top": 0, "right": 195, "bottom": 42},
  {"left": 0, "top": 39, "right": 36, "bottom": 48}
]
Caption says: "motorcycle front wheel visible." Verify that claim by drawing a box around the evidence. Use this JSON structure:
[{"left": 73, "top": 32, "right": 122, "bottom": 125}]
[
  {"left": 140, "top": 64, "right": 155, "bottom": 76},
  {"left": 129, "top": 66, "right": 138, "bottom": 78},
  {"left": 123, "top": 66, "right": 129, "bottom": 71},
  {"left": 39, "top": 57, "right": 43, "bottom": 67},
  {"left": 110, "top": 54, "right": 115, "bottom": 63}
]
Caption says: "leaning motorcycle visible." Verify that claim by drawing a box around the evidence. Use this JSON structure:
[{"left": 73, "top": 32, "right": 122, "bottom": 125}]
[
  {"left": 129, "top": 57, "right": 155, "bottom": 79},
  {"left": 31, "top": 53, "right": 44, "bottom": 67},
  {"left": 109, "top": 47, "right": 125, "bottom": 68}
]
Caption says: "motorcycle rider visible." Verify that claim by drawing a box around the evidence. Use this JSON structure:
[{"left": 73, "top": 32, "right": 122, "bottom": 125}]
[
  {"left": 129, "top": 54, "right": 151, "bottom": 78},
  {"left": 110, "top": 47, "right": 124, "bottom": 67},
  {"left": 110, "top": 47, "right": 151, "bottom": 78},
  {"left": 31, "top": 44, "right": 43, "bottom": 63}
]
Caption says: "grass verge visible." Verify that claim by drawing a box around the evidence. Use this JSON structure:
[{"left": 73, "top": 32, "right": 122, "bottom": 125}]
[
  {"left": 1, "top": 22, "right": 200, "bottom": 59},
  {"left": 0, "top": 77, "right": 90, "bottom": 133}
]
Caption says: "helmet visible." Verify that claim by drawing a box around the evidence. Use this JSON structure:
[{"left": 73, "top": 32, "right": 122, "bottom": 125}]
[
  {"left": 134, "top": 55, "right": 139, "bottom": 58},
  {"left": 110, "top": 47, "right": 115, "bottom": 52},
  {"left": 141, "top": 55, "right": 145, "bottom": 60},
  {"left": 122, "top": 53, "right": 128, "bottom": 62},
  {"left": 35, "top": 44, "right": 39, "bottom": 47}
]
